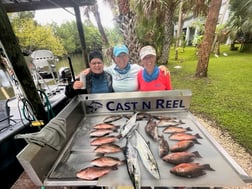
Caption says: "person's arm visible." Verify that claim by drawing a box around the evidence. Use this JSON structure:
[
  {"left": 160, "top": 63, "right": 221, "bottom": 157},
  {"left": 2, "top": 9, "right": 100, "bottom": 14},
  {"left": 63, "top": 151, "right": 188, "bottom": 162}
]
[{"left": 65, "top": 79, "right": 87, "bottom": 98}]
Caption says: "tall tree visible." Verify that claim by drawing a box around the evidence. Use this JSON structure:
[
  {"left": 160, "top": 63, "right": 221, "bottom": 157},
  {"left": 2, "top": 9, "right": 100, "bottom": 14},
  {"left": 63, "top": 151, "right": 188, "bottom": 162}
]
[
  {"left": 82, "top": 1, "right": 110, "bottom": 47},
  {"left": 116, "top": 0, "right": 142, "bottom": 64},
  {"left": 134, "top": 0, "right": 180, "bottom": 65},
  {"left": 195, "top": 0, "right": 222, "bottom": 77}
]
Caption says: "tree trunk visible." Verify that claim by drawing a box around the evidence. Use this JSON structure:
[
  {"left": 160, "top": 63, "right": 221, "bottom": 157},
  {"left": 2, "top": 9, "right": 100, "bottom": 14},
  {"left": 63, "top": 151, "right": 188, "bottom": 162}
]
[
  {"left": 175, "top": 1, "right": 184, "bottom": 61},
  {"left": 195, "top": 0, "right": 222, "bottom": 77},
  {"left": 159, "top": 6, "right": 175, "bottom": 65},
  {"left": 92, "top": 3, "right": 109, "bottom": 47},
  {"left": 0, "top": 3, "right": 47, "bottom": 122},
  {"left": 73, "top": 5, "right": 88, "bottom": 68},
  {"left": 117, "top": 0, "right": 141, "bottom": 64}
]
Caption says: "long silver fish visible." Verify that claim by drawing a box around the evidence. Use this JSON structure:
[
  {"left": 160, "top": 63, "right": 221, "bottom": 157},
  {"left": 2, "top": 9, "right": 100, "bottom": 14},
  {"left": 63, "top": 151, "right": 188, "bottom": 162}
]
[
  {"left": 124, "top": 139, "right": 141, "bottom": 189},
  {"left": 134, "top": 130, "right": 160, "bottom": 179},
  {"left": 119, "top": 112, "right": 138, "bottom": 138}
]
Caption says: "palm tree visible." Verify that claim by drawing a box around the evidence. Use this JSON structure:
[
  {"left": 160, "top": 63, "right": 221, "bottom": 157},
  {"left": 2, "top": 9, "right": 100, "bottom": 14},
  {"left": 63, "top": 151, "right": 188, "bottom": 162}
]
[
  {"left": 227, "top": 0, "right": 252, "bottom": 52},
  {"left": 195, "top": 0, "right": 222, "bottom": 77},
  {"left": 116, "top": 0, "right": 142, "bottom": 64},
  {"left": 134, "top": 0, "right": 180, "bottom": 65}
]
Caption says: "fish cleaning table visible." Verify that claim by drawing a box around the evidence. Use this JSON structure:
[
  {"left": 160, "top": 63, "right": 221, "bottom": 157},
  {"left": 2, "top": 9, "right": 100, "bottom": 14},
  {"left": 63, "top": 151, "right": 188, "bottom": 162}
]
[{"left": 17, "top": 90, "right": 252, "bottom": 188}]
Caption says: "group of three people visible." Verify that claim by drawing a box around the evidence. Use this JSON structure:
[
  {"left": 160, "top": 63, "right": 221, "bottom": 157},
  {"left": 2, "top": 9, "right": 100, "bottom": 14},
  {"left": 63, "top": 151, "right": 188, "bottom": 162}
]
[{"left": 65, "top": 44, "right": 172, "bottom": 98}]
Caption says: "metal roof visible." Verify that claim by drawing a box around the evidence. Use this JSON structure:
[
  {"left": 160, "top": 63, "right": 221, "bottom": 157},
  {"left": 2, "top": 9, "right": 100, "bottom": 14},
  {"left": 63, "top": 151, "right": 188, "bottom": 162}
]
[{"left": 1, "top": 0, "right": 95, "bottom": 12}]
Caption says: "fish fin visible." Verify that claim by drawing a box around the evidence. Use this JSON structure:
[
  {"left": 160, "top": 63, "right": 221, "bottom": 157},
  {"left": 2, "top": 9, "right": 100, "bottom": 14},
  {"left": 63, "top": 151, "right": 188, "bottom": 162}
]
[
  {"left": 186, "top": 127, "right": 193, "bottom": 131},
  {"left": 111, "top": 165, "right": 118, "bottom": 170},
  {"left": 195, "top": 133, "right": 202, "bottom": 139},
  {"left": 192, "top": 151, "right": 202, "bottom": 158},
  {"left": 95, "top": 153, "right": 105, "bottom": 156},
  {"left": 202, "top": 164, "right": 215, "bottom": 171},
  {"left": 193, "top": 139, "right": 201, "bottom": 144},
  {"left": 179, "top": 120, "right": 185, "bottom": 124}
]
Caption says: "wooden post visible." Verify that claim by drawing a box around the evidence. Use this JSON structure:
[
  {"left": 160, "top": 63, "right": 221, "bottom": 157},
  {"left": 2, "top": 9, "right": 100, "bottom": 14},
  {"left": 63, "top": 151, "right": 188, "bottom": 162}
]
[{"left": 0, "top": 2, "right": 47, "bottom": 122}]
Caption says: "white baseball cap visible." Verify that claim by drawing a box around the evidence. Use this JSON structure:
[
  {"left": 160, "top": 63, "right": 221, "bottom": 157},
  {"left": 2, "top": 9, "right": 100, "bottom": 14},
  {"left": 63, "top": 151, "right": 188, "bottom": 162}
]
[{"left": 140, "top": 45, "right": 156, "bottom": 60}]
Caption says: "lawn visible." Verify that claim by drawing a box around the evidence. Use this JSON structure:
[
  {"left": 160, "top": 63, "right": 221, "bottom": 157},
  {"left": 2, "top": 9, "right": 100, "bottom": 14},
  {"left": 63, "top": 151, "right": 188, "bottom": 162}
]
[{"left": 168, "top": 45, "right": 252, "bottom": 154}]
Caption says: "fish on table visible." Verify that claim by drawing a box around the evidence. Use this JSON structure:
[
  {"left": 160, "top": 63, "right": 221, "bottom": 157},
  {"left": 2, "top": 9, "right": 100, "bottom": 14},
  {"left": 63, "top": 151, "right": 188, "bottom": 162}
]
[
  {"left": 170, "top": 163, "right": 215, "bottom": 178},
  {"left": 162, "top": 151, "right": 202, "bottom": 165},
  {"left": 170, "top": 140, "right": 197, "bottom": 152},
  {"left": 91, "top": 156, "right": 125, "bottom": 167},
  {"left": 76, "top": 166, "right": 117, "bottom": 180},
  {"left": 124, "top": 138, "right": 141, "bottom": 189},
  {"left": 152, "top": 115, "right": 177, "bottom": 120},
  {"left": 169, "top": 133, "right": 202, "bottom": 141},
  {"left": 119, "top": 112, "right": 138, "bottom": 138},
  {"left": 93, "top": 123, "right": 120, "bottom": 130},
  {"left": 103, "top": 115, "right": 123, "bottom": 123},
  {"left": 134, "top": 130, "right": 160, "bottom": 179},
  {"left": 90, "top": 136, "right": 119, "bottom": 146},
  {"left": 145, "top": 119, "right": 159, "bottom": 141},
  {"left": 157, "top": 119, "right": 185, "bottom": 127},
  {"left": 94, "top": 143, "right": 124, "bottom": 154},
  {"left": 89, "top": 128, "right": 117, "bottom": 137},
  {"left": 158, "top": 135, "right": 170, "bottom": 158},
  {"left": 162, "top": 126, "right": 192, "bottom": 134}
]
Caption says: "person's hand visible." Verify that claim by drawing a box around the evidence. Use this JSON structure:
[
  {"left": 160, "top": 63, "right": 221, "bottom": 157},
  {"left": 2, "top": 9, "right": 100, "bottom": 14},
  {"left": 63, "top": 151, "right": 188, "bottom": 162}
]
[
  {"left": 73, "top": 80, "right": 85, "bottom": 90},
  {"left": 159, "top": 65, "right": 170, "bottom": 75},
  {"left": 82, "top": 68, "right": 90, "bottom": 75}
]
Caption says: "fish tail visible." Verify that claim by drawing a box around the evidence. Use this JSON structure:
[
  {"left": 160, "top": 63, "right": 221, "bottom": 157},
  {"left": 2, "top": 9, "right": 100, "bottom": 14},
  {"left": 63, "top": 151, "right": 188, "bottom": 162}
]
[
  {"left": 195, "top": 133, "right": 203, "bottom": 139},
  {"left": 121, "top": 159, "right": 127, "bottom": 165},
  {"left": 194, "top": 139, "right": 201, "bottom": 144},
  {"left": 192, "top": 151, "right": 202, "bottom": 158},
  {"left": 201, "top": 164, "right": 215, "bottom": 171},
  {"left": 111, "top": 165, "right": 118, "bottom": 170},
  {"left": 186, "top": 127, "right": 193, "bottom": 131},
  {"left": 179, "top": 120, "right": 185, "bottom": 124}
]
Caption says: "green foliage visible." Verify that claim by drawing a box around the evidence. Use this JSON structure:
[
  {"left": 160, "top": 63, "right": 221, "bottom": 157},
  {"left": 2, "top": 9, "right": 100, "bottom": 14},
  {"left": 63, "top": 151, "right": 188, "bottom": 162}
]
[
  {"left": 169, "top": 45, "right": 252, "bottom": 154},
  {"left": 10, "top": 16, "right": 66, "bottom": 57},
  {"left": 227, "top": 0, "right": 252, "bottom": 52}
]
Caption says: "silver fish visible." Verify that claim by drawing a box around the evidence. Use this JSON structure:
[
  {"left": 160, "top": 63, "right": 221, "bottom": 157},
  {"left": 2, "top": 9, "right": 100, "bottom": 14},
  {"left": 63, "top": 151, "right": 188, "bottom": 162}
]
[
  {"left": 145, "top": 119, "right": 159, "bottom": 141},
  {"left": 124, "top": 139, "right": 141, "bottom": 189},
  {"left": 119, "top": 112, "right": 138, "bottom": 138},
  {"left": 134, "top": 130, "right": 160, "bottom": 179}
]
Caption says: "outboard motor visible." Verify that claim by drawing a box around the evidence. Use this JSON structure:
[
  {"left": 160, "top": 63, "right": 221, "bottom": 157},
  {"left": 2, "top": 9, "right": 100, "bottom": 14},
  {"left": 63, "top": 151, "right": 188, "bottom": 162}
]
[{"left": 59, "top": 67, "right": 72, "bottom": 83}]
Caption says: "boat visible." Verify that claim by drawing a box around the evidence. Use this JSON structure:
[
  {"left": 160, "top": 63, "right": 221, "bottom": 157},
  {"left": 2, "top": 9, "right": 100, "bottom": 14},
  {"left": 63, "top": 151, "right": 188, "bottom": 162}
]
[{"left": 0, "top": 45, "right": 70, "bottom": 189}]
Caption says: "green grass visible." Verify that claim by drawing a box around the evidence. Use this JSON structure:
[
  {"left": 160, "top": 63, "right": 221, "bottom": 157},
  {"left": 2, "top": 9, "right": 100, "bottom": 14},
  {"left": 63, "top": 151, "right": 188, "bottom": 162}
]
[{"left": 168, "top": 45, "right": 252, "bottom": 154}]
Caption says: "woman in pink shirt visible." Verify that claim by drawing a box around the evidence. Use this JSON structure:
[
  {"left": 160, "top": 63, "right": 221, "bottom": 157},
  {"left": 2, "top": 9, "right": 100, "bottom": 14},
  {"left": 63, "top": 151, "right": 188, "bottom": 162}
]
[{"left": 137, "top": 45, "right": 172, "bottom": 91}]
